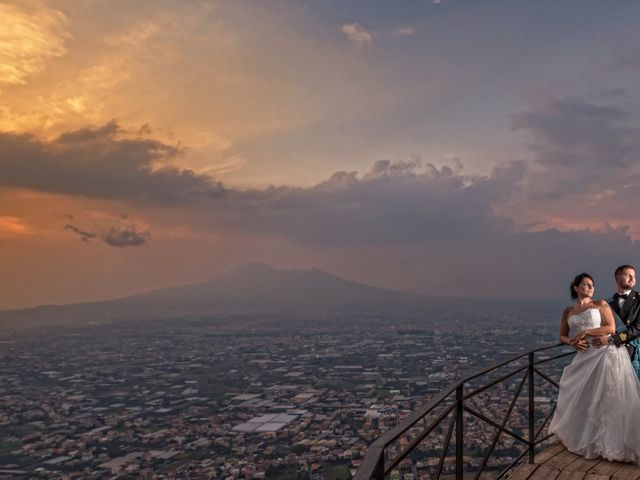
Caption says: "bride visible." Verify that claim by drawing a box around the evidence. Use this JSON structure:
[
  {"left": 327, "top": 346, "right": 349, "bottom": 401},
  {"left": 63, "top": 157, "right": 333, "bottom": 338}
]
[{"left": 549, "top": 273, "right": 640, "bottom": 463}]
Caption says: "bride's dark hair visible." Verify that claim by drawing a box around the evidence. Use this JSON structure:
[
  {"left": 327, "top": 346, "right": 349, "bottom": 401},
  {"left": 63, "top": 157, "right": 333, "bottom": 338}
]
[{"left": 570, "top": 273, "right": 594, "bottom": 300}]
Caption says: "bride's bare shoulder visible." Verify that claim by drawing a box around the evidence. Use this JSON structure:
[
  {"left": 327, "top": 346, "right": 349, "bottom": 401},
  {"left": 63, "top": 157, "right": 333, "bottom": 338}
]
[
  {"left": 594, "top": 299, "right": 609, "bottom": 307},
  {"left": 562, "top": 306, "right": 574, "bottom": 317}
]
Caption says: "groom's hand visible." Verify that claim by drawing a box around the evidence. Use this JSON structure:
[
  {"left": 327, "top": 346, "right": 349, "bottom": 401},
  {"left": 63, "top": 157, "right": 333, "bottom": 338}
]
[
  {"left": 591, "top": 335, "right": 609, "bottom": 348},
  {"left": 569, "top": 337, "right": 588, "bottom": 352}
]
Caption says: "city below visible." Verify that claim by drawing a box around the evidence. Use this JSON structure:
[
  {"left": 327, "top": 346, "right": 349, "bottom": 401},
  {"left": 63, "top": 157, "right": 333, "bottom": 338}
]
[{"left": 0, "top": 306, "right": 566, "bottom": 480}]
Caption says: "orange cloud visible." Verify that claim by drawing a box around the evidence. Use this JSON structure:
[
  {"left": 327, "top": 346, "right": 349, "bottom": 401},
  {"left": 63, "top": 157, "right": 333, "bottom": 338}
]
[
  {"left": 0, "top": 3, "right": 69, "bottom": 88},
  {"left": 0, "top": 215, "right": 36, "bottom": 237},
  {"left": 341, "top": 23, "right": 374, "bottom": 47}
]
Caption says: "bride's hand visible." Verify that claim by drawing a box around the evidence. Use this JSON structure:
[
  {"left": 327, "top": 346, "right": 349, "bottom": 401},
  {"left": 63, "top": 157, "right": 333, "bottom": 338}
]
[
  {"left": 569, "top": 333, "right": 588, "bottom": 352},
  {"left": 574, "top": 332, "right": 587, "bottom": 341}
]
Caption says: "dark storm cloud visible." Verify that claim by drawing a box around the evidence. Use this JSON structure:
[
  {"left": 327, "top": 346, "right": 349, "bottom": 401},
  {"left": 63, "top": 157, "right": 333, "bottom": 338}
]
[
  {"left": 218, "top": 159, "right": 526, "bottom": 246},
  {"left": 63, "top": 224, "right": 96, "bottom": 242},
  {"left": 103, "top": 226, "right": 149, "bottom": 248},
  {"left": 513, "top": 97, "right": 638, "bottom": 169},
  {"left": 0, "top": 121, "right": 226, "bottom": 203}
]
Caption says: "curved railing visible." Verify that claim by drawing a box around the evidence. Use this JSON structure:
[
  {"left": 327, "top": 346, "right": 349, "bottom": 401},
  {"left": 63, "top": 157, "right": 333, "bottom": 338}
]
[{"left": 355, "top": 343, "right": 575, "bottom": 480}]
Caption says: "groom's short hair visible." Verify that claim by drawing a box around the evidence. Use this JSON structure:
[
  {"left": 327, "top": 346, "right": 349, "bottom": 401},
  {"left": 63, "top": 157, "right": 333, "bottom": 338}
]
[{"left": 615, "top": 264, "right": 636, "bottom": 277}]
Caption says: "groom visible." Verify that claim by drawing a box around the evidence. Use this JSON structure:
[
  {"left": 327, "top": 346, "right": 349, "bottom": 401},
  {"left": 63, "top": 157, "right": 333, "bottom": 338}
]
[{"left": 593, "top": 264, "right": 640, "bottom": 378}]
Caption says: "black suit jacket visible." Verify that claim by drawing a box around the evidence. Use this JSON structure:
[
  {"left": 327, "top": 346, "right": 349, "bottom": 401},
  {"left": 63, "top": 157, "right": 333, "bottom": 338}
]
[{"left": 608, "top": 290, "right": 640, "bottom": 356}]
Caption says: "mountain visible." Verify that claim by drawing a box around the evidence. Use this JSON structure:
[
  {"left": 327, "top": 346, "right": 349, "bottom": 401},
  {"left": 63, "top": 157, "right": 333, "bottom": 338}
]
[
  {"left": 0, "top": 263, "right": 437, "bottom": 330},
  {"left": 118, "top": 262, "right": 431, "bottom": 312}
]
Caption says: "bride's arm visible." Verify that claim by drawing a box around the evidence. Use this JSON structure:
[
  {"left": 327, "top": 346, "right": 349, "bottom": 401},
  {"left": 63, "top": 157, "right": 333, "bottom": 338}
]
[
  {"left": 584, "top": 301, "right": 616, "bottom": 336},
  {"left": 559, "top": 307, "right": 582, "bottom": 345},
  {"left": 559, "top": 307, "right": 572, "bottom": 345}
]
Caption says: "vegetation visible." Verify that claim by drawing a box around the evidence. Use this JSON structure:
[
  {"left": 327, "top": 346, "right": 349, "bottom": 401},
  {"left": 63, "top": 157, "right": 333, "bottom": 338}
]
[
  {"left": 373, "top": 387, "right": 391, "bottom": 398},
  {"left": 265, "top": 464, "right": 299, "bottom": 480},
  {"left": 0, "top": 440, "right": 22, "bottom": 454},
  {"left": 323, "top": 462, "right": 352, "bottom": 480}
]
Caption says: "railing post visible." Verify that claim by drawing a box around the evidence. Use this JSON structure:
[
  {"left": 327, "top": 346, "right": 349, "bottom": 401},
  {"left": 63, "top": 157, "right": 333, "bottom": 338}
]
[
  {"left": 528, "top": 352, "right": 535, "bottom": 463},
  {"left": 372, "top": 453, "right": 384, "bottom": 480},
  {"left": 456, "top": 383, "right": 464, "bottom": 480}
]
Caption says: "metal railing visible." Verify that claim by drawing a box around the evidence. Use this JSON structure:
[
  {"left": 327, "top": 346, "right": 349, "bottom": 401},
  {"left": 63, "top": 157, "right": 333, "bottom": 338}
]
[{"left": 355, "top": 343, "right": 575, "bottom": 480}]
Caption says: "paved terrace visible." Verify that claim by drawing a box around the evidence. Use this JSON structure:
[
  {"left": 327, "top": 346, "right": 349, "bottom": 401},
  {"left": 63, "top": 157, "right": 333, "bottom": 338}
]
[{"left": 512, "top": 444, "right": 640, "bottom": 480}]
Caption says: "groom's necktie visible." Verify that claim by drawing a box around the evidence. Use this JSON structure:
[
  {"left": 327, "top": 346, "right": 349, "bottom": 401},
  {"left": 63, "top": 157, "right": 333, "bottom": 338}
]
[{"left": 614, "top": 292, "right": 629, "bottom": 308}]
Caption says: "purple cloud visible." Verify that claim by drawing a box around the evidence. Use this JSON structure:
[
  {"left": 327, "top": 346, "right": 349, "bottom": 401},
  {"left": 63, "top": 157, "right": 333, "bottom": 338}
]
[
  {"left": 103, "top": 226, "right": 149, "bottom": 248},
  {"left": 0, "top": 121, "right": 225, "bottom": 203}
]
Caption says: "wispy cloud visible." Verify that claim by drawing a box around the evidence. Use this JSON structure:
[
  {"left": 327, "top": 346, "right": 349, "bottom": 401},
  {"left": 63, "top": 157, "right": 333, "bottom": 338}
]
[
  {"left": 64, "top": 224, "right": 96, "bottom": 242},
  {"left": 0, "top": 3, "right": 70, "bottom": 88},
  {"left": 103, "top": 20, "right": 161, "bottom": 48},
  {"left": 393, "top": 27, "right": 415, "bottom": 37},
  {"left": 513, "top": 97, "right": 637, "bottom": 171},
  {"left": 341, "top": 23, "right": 374, "bottom": 48}
]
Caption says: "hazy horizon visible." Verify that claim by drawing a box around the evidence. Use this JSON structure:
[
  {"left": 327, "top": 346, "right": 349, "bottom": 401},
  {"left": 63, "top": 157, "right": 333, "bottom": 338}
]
[{"left": 1, "top": 262, "right": 574, "bottom": 314}]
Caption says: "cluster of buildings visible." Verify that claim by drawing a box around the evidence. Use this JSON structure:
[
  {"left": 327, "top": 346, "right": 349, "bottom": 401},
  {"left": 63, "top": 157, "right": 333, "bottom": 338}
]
[{"left": 0, "top": 309, "right": 564, "bottom": 479}]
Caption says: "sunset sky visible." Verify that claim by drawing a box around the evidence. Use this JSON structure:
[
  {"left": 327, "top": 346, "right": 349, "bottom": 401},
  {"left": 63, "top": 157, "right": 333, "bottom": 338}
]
[{"left": 2, "top": 0, "right": 640, "bottom": 309}]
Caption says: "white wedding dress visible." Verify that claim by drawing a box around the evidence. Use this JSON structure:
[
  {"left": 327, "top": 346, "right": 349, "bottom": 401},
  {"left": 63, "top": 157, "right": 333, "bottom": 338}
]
[{"left": 549, "top": 308, "right": 640, "bottom": 462}]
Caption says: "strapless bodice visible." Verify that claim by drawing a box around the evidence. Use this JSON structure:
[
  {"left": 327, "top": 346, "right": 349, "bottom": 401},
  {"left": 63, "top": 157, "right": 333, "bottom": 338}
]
[{"left": 568, "top": 308, "right": 602, "bottom": 334}]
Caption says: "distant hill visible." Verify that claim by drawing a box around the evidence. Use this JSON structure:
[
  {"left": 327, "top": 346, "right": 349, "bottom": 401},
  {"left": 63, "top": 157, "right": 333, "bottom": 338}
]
[
  {"left": 0, "top": 262, "right": 563, "bottom": 330},
  {"left": 118, "top": 262, "right": 433, "bottom": 312}
]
